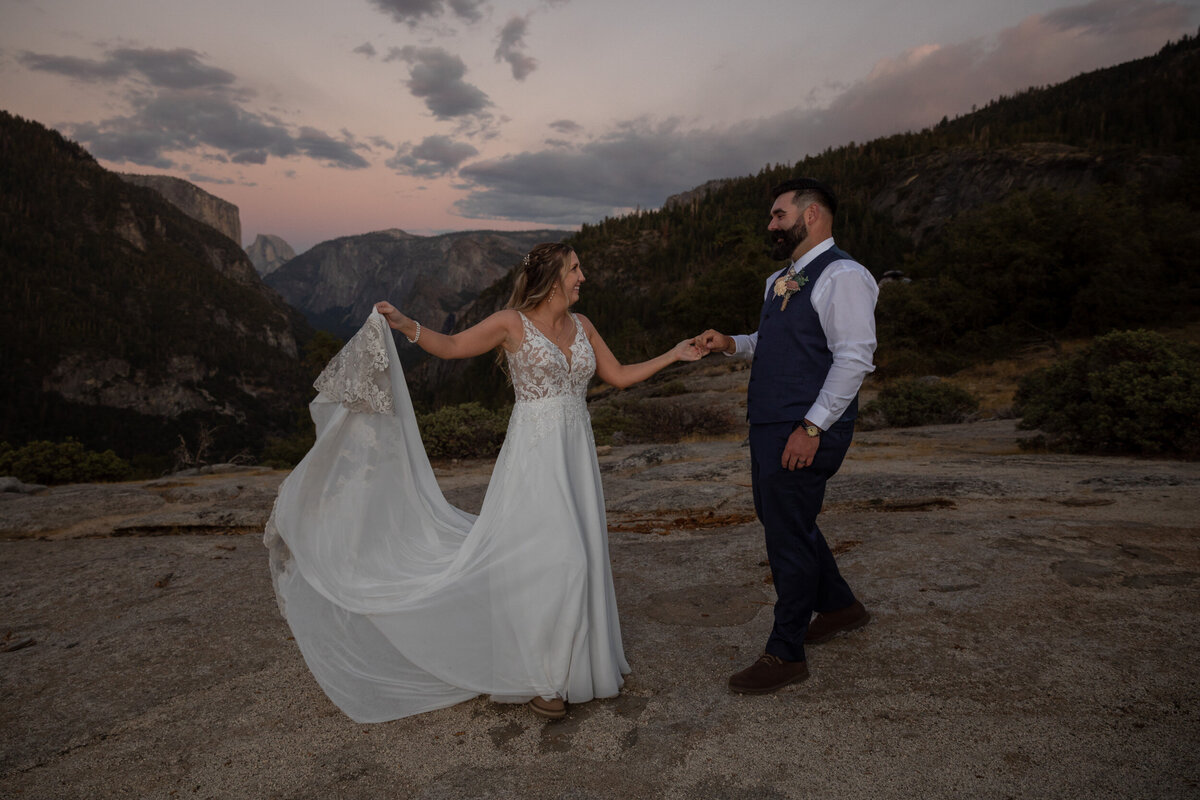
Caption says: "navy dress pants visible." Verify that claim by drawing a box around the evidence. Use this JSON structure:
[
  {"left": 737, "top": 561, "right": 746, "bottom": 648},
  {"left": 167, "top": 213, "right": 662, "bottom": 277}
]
[{"left": 750, "top": 417, "right": 858, "bottom": 663}]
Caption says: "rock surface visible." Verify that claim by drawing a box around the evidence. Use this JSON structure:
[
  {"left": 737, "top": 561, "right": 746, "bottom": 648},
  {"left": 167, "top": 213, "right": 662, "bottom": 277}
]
[
  {"left": 245, "top": 233, "right": 297, "bottom": 277},
  {"left": 2, "top": 420, "right": 1198, "bottom": 798},
  {"left": 119, "top": 173, "right": 242, "bottom": 246}
]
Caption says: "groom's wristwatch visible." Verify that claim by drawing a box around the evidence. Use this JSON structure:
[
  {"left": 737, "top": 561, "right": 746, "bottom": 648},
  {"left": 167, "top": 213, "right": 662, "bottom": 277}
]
[{"left": 801, "top": 420, "right": 821, "bottom": 438}]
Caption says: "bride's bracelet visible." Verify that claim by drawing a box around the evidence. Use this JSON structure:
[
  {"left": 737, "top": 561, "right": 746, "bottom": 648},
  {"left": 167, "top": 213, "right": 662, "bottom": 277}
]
[{"left": 406, "top": 321, "right": 421, "bottom": 344}]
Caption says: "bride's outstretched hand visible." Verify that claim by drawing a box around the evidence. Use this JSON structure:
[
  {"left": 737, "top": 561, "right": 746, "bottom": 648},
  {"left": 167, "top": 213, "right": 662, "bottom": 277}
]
[
  {"left": 672, "top": 339, "right": 707, "bottom": 362},
  {"left": 374, "top": 301, "right": 408, "bottom": 329}
]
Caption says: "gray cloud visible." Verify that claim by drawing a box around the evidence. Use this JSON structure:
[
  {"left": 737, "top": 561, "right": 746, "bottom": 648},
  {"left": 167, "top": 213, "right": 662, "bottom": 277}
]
[
  {"left": 456, "top": 191, "right": 618, "bottom": 226},
  {"left": 367, "top": 0, "right": 484, "bottom": 26},
  {"left": 24, "top": 47, "right": 372, "bottom": 170},
  {"left": 387, "top": 134, "right": 479, "bottom": 177},
  {"left": 455, "top": 0, "right": 1196, "bottom": 225},
  {"left": 68, "top": 91, "right": 300, "bottom": 168},
  {"left": 21, "top": 47, "right": 235, "bottom": 89},
  {"left": 18, "top": 52, "right": 128, "bottom": 81},
  {"left": 447, "top": 0, "right": 485, "bottom": 23},
  {"left": 495, "top": 15, "right": 538, "bottom": 81},
  {"left": 187, "top": 172, "right": 235, "bottom": 185},
  {"left": 390, "top": 45, "right": 492, "bottom": 120},
  {"left": 548, "top": 119, "right": 584, "bottom": 135},
  {"left": 296, "top": 127, "right": 370, "bottom": 168},
  {"left": 354, "top": 42, "right": 378, "bottom": 58},
  {"left": 455, "top": 117, "right": 768, "bottom": 222},
  {"left": 1043, "top": 0, "right": 1189, "bottom": 34}
]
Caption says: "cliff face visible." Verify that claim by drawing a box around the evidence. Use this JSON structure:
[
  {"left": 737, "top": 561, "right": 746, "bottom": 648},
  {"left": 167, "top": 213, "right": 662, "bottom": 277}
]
[
  {"left": 119, "top": 173, "right": 242, "bottom": 245},
  {"left": 869, "top": 142, "right": 1180, "bottom": 245},
  {"left": 265, "top": 228, "right": 564, "bottom": 341},
  {"left": 246, "top": 234, "right": 297, "bottom": 276},
  {"left": 663, "top": 179, "right": 731, "bottom": 211},
  {"left": 0, "top": 111, "right": 312, "bottom": 458}
]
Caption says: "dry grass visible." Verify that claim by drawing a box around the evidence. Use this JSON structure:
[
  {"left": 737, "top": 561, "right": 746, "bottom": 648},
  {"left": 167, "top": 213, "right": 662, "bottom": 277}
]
[{"left": 869, "top": 338, "right": 1091, "bottom": 419}]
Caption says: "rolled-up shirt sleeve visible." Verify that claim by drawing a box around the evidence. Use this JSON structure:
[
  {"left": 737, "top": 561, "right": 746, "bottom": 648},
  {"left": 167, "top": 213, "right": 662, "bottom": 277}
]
[{"left": 805, "top": 261, "right": 878, "bottom": 430}]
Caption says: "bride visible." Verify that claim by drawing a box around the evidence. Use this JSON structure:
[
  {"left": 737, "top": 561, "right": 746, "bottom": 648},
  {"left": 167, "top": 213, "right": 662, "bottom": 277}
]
[{"left": 264, "top": 242, "right": 704, "bottom": 722}]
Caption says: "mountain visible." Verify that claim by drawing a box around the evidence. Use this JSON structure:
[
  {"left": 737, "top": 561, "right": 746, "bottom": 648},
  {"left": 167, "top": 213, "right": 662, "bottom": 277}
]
[
  {"left": 246, "top": 233, "right": 296, "bottom": 276},
  {"left": 415, "top": 34, "right": 1200, "bottom": 406},
  {"left": 264, "top": 227, "right": 564, "bottom": 344},
  {"left": 119, "top": 173, "right": 242, "bottom": 245},
  {"left": 0, "top": 110, "right": 315, "bottom": 464}
]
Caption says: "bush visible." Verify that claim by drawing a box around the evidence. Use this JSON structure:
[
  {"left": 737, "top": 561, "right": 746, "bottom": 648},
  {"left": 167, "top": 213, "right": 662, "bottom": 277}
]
[
  {"left": 418, "top": 402, "right": 511, "bottom": 459},
  {"left": 0, "top": 438, "right": 132, "bottom": 485},
  {"left": 1014, "top": 330, "right": 1200, "bottom": 457},
  {"left": 861, "top": 379, "right": 980, "bottom": 428}
]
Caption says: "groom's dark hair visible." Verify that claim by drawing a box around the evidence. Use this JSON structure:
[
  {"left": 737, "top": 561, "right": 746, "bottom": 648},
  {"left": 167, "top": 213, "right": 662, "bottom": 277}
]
[{"left": 771, "top": 178, "right": 837, "bottom": 217}]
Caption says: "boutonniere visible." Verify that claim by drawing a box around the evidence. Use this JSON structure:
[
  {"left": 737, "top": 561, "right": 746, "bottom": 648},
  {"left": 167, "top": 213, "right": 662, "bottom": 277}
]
[{"left": 772, "top": 269, "right": 809, "bottom": 309}]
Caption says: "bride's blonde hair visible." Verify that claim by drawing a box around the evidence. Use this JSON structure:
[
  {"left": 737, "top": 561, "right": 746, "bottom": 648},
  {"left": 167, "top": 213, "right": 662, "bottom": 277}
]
[{"left": 505, "top": 243, "right": 575, "bottom": 311}]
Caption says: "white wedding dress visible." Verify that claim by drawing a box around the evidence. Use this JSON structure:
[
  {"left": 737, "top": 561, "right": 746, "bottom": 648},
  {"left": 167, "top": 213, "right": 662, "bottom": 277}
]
[{"left": 264, "top": 310, "right": 628, "bottom": 722}]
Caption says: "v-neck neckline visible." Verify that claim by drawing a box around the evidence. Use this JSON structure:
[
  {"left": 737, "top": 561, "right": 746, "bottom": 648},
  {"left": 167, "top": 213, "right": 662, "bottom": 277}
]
[{"left": 523, "top": 312, "right": 577, "bottom": 371}]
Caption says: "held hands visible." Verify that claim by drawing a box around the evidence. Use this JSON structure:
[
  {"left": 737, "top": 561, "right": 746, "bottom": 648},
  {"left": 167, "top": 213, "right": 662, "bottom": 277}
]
[
  {"left": 671, "top": 339, "right": 708, "bottom": 362},
  {"left": 693, "top": 329, "right": 734, "bottom": 355}
]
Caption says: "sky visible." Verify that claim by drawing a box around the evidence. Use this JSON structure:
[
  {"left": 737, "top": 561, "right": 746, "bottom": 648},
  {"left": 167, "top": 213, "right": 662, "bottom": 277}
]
[{"left": 2, "top": 0, "right": 1197, "bottom": 254}]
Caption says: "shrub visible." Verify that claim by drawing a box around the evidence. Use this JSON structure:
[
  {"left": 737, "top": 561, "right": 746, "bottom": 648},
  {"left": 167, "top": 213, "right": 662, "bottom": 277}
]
[
  {"left": 0, "top": 438, "right": 132, "bottom": 485},
  {"left": 1014, "top": 330, "right": 1200, "bottom": 457},
  {"left": 861, "top": 379, "right": 980, "bottom": 428},
  {"left": 417, "top": 402, "right": 511, "bottom": 459},
  {"left": 588, "top": 403, "right": 633, "bottom": 446}
]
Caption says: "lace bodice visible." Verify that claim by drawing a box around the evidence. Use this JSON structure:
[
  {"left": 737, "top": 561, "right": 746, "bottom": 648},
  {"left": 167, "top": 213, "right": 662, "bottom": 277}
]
[{"left": 507, "top": 312, "right": 595, "bottom": 403}]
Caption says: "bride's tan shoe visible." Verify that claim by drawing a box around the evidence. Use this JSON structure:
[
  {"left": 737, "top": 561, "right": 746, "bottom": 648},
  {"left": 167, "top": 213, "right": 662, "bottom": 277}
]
[{"left": 528, "top": 696, "right": 566, "bottom": 719}]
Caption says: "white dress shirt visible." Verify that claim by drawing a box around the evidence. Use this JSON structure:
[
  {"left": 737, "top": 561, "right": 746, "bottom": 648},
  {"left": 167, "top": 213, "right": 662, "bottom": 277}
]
[{"left": 728, "top": 237, "right": 878, "bottom": 430}]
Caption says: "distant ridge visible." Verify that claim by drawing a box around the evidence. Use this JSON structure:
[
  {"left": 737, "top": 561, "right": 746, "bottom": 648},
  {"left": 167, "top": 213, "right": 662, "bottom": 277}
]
[
  {"left": 0, "top": 110, "right": 314, "bottom": 461},
  {"left": 265, "top": 227, "right": 565, "bottom": 344}
]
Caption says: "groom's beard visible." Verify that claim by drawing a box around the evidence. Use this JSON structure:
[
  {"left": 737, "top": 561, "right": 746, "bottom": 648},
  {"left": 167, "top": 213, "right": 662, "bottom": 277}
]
[{"left": 771, "top": 219, "right": 808, "bottom": 261}]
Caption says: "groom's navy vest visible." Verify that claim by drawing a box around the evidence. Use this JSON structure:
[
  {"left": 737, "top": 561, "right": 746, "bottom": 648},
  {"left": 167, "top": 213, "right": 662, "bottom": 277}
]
[{"left": 747, "top": 246, "right": 859, "bottom": 426}]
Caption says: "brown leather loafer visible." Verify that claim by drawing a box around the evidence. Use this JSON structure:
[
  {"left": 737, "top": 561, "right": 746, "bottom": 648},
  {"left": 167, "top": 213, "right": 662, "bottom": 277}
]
[
  {"left": 728, "top": 653, "right": 809, "bottom": 694},
  {"left": 805, "top": 600, "right": 871, "bottom": 644}
]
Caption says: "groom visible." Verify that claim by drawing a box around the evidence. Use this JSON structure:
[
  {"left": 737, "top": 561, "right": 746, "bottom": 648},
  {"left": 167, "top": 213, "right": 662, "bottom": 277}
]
[{"left": 696, "top": 178, "right": 877, "bottom": 693}]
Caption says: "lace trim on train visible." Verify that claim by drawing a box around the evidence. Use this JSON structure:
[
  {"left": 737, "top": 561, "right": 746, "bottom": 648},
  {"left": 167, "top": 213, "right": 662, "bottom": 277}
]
[{"left": 313, "top": 313, "right": 395, "bottom": 415}]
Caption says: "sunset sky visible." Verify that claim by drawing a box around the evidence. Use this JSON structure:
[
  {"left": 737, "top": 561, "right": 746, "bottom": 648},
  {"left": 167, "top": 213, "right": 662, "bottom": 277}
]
[{"left": 2, "top": 0, "right": 1196, "bottom": 253}]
